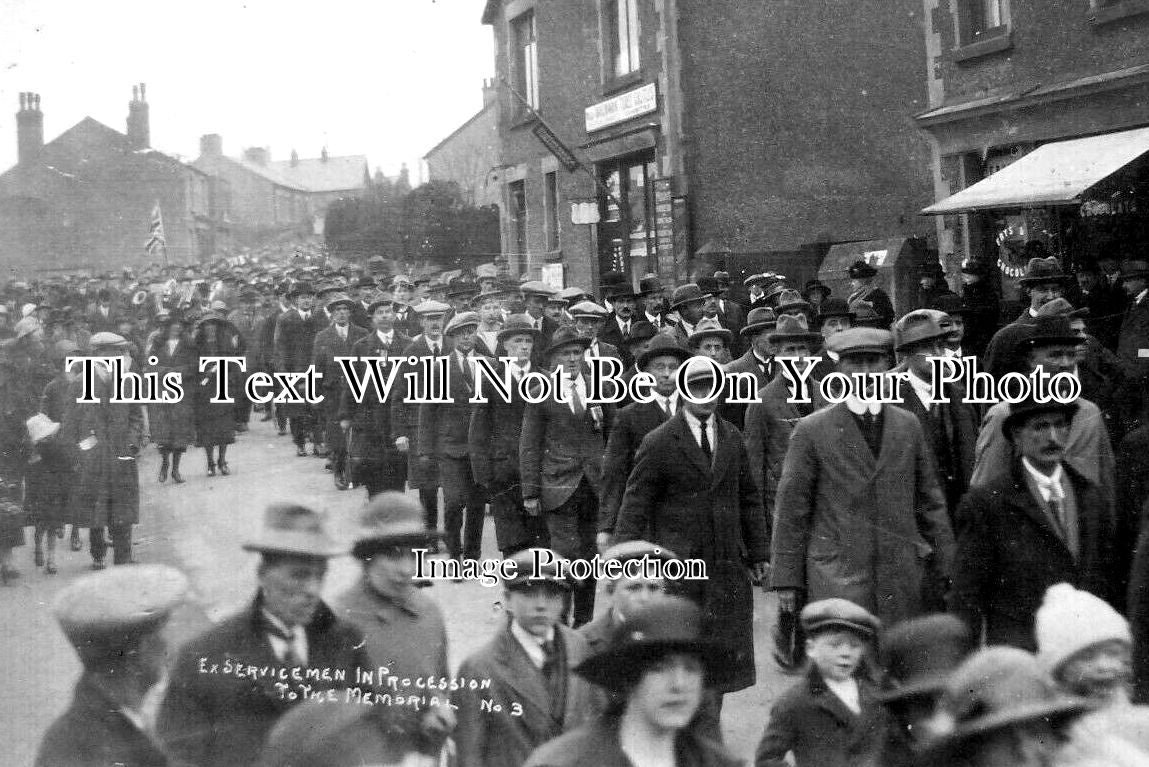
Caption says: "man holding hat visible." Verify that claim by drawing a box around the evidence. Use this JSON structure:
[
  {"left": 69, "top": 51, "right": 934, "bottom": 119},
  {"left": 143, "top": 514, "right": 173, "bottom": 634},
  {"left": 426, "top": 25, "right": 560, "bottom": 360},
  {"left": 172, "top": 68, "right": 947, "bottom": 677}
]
[
  {"left": 950, "top": 395, "right": 1119, "bottom": 649},
  {"left": 721, "top": 306, "right": 779, "bottom": 429},
  {"left": 453, "top": 548, "right": 596, "bottom": 767},
  {"left": 419, "top": 311, "right": 487, "bottom": 564},
  {"left": 331, "top": 493, "right": 454, "bottom": 759},
  {"left": 60, "top": 331, "right": 146, "bottom": 569},
  {"left": 158, "top": 503, "right": 369, "bottom": 767},
  {"left": 772, "top": 327, "right": 954, "bottom": 625},
  {"left": 599, "top": 335, "right": 691, "bottom": 545},
  {"left": 845, "top": 260, "right": 894, "bottom": 330},
  {"left": 37, "top": 565, "right": 190, "bottom": 767},
  {"left": 744, "top": 314, "right": 828, "bottom": 534},
  {"left": 983, "top": 256, "right": 1072, "bottom": 378},
  {"left": 616, "top": 356, "right": 769, "bottom": 706},
  {"left": 890, "top": 310, "right": 979, "bottom": 522},
  {"left": 312, "top": 292, "right": 368, "bottom": 472},
  {"left": 521, "top": 327, "right": 613, "bottom": 626},
  {"left": 470, "top": 314, "right": 548, "bottom": 556},
  {"left": 275, "top": 281, "right": 323, "bottom": 457}
]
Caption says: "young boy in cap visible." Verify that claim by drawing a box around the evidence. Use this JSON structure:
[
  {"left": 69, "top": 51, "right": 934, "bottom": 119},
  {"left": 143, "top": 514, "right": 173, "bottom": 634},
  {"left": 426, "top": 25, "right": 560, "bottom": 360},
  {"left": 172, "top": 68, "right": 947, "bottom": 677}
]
[
  {"left": 755, "top": 598, "right": 886, "bottom": 767},
  {"left": 453, "top": 548, "right": 595, "bottom": 767}
]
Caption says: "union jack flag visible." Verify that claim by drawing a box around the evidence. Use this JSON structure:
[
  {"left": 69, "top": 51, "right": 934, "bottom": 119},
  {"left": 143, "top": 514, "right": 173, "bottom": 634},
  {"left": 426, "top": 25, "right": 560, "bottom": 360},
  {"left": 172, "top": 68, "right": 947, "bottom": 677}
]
[{"left": 145, "top": 202, "right": 166, "bottom": 255}]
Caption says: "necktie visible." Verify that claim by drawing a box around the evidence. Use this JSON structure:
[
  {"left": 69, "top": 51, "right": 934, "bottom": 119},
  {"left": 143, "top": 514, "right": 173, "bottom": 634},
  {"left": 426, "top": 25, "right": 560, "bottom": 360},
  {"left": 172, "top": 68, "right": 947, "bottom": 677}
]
[
  {"left": 337, "top": 326, "right": 346, "bottom": 340},
  {"left": 267, "top": 624, "right": 304, "bottom": 666},
  {"left": 659, "top": 400, "right": 671, "bottom": 419},
  {"left": 621, "top": 321, "right": 630, "bottom": 337},
  {"left": 430, "top": 343, "right": 440, "bottom": 356},
  {"left": 698, "top": 416, "right": 712, "bottom": 459},
  {"left": 570, "top": 378, "right": 585, "bottom": 418}
]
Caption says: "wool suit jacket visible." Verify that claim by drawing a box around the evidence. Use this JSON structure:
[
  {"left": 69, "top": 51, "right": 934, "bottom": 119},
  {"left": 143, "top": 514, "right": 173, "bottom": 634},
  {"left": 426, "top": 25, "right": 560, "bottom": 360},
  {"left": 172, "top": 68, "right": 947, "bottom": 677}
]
[
  {"left": 37, "top": 673, "right": 171, "bottom": 767},
  {"left": 273, "top": 307, "right": 321, "bottom": 373},
  {"left": 452, "top": 623, "right": 596, "bottom": 767},
  {"left": 156, "top": 595, "right": 369, "bottom": 767},
  {"left": 419, "top": 351, "right": 480, "bottom": 461},
  {"left": 615, "top": 410, "right": 767, "bottom": 691},
  {"left": 597, "top": 315, "right": 635, "bottom": 366},
  {"left": 743, "top": 374, "right": 829, "bottom": 536},
  {"left": 519, "top": 373, "right": 613, "bottom": 511},
  {"left": 598, "top": 399, "right": 672, "bottom": 534},
  {"left": 1118, "top": 296, "right": 1149, "bottom": 381},
  {"left": 720, "top": 350, "right": 776, "bottom": 429},
  {"left": 469, "top": 360, "right": 532, "bottom": 490},
  {"left": 982, "top": 311, "right": 1037, "bottom": 378},
  {"left": 771, "top": 403, "right": 955, "bottom": 624},
  {"left": 949, "top": 459, "right": 1119, "bottom": 649},
  {"left": 338, "top": 330, "right": 411, "bottom": 464},
  {"left": 311, "top": 322, "right": 369, "bottom": 398},
  {"left": 394, "top": 334, "right": 443, "bottom": 489}
]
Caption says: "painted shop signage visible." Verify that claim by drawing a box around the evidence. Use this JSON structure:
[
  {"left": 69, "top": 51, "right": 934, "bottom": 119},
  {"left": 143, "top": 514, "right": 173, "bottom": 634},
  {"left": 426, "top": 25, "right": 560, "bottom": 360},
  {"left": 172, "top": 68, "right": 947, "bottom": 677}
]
[{"left": 585, "top": 83, "right": 657, "bottom": 132}]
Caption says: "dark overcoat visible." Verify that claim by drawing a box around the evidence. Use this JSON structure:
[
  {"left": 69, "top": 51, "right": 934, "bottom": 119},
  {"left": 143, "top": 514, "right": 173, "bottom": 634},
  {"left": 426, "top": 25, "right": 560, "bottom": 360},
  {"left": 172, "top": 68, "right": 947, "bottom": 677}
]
[
  {"left": 771, "top": 403, "right": 955, "bottom": 625},
  {"left": 395, "top": 334, "right": 441, "bottom": 490},
  {"left": 156, "top": 595, "right": 369, "bottom": 767},
  {"left": 25, "top": 376, "right": 76, "bottom": 529},
  {"left": 743, "top": 375, "right": 829, "bottom": 535},
  {"left": 36, "top": 673, "right": 170, "bottom": 767},
  {"left": 754, "top": 667, "right": 887, "bottom": 767},
  {"left": 338, "top": 330, "right": 411, "bottom": 487},
  {"left": 525, "top": 716, "right": 739, "bottom": 767},
  {"left": 949, "top": 459, "right": 1119, "bottom": 649},
  {"left": 720, "top": 350, "right": 775, "bottom": 429},
  {"left": 61, "top": 376, "right": 144, "bottom": 528},
  {"left": 418, "top": 350, "right": 478, "bottom": 461},
  {"left": 615, "top": 412, "right": 768, "bottom": 692},
  {"left": 1118, "top": 296, "right": 1149, "bottom": 382},
  {"left": 452, "top": 623, "right": 597, "bottom": 767},
  {"left": 145, "top": 336, "right": 196, "bottom": 448},
  {"left": 273, "top": 307, "right": 321, "bottom": 418},
  {"left": 598, "top": 399, "right": 670, "bottom": 535},
  {"left": 311, "top": 322, "right": 368, "bottom": 418}
]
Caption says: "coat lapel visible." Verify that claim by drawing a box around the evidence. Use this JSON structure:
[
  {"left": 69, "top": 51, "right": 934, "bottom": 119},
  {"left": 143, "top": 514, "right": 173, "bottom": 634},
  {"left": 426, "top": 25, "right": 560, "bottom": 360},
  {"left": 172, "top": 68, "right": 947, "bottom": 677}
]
[
  {"left": 873, "top": 406, "right": 901, "bottom": 474},
  {"left": 829, "top": 403, "right": 877, "bottom": 474},
  {"left": 710, "top": 419, "right": 738, "bottom": 486},
  {"left": 494, "top": 627, "right": 558, "bottom": 726},
  {"left": 1005, "top": 467, "right": 1074, "bottom": 557},
  {"left": 807, "top": 670, "right": 856, "bottom": 726},
  {"left": 669, "top": 411, "right": 712, "bottom": 479}
]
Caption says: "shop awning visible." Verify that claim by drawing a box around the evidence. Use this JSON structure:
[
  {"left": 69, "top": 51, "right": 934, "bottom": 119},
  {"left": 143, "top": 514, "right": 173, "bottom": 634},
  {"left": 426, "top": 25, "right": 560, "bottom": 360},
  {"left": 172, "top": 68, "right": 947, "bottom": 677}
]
[{"left": 922, "top": 125, "right": 1149, "bottom": 215}]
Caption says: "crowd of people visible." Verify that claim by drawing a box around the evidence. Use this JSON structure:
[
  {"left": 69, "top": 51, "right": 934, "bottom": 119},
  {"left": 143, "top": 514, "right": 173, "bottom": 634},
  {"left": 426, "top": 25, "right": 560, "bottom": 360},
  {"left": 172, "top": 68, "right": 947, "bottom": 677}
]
[{"left": 5, "top": 247, "right": 1149, "bottom": 766}]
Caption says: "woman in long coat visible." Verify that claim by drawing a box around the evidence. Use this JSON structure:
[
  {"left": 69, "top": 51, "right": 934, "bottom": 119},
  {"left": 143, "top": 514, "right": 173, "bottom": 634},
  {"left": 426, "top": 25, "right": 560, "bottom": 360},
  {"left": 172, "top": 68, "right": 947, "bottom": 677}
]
[
  {"left": 27, "top": 340, "right": 79, "bottom": 573},
  {"left": 0, "top": 338, "right": 37, "bottom": 584},
  {"left": 146, "top": 312, "right": 196, "bottom": 483},
  {"left": 191, "top": 311, "right": 243, "bottom": 476}
]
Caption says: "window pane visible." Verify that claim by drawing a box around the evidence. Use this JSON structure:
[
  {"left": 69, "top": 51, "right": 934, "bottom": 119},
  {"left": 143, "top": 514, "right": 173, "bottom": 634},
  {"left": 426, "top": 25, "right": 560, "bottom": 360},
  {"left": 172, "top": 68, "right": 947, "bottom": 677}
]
[
  {"left": 627, "top": 163, "right": 648, "bottom": 260},
  {"left": 626, "top": 0, "right": 640, "bottom": 74},
  {"left": 603, "top": 169, "right": 621, "bottom": 222},
  {"left": 544, "top": 172, "right": 559, "bottom": 252},
  {"left": 514, "top": 12, "right": 539, "bottom": 110},
  {"left": 610, "top": 0, "right": 639, "bottom": 77}
]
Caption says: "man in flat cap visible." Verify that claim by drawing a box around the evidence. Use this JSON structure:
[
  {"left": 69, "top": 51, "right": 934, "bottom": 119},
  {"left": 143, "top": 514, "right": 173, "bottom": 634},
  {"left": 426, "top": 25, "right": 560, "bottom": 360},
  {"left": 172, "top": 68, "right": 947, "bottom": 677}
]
[
  {"left": 520, "top": 281, "right": 560, "bottom": 357},
  {"left": 60, "top": 332, "right": 146, "bottom": 569},
  {"left": 569, "top": 301, "right": 622, "bottom": 363},
  {"left": 313, "top": 293, "right": 369, "bottom": 474},
  {"left": 453, "top": 549, "right": 596, "bottom": 767},
  {"left": 37, "top": 565, "right": 189, "bottom": 767},
  {"left": 157, "top": 503, "right": 370, "bottom": 767},
  {"left": 419, "top": 311, "right": 487, "bottom": 564},
  {"left": 772, "top": 327, "right": 955, "bottom": 626}
]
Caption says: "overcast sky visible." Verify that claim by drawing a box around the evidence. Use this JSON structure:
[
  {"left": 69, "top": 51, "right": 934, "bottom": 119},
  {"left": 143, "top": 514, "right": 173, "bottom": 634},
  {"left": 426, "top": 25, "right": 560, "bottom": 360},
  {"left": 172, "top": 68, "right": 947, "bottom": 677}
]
[{"left": 0, "top": 0, "right": 494, "bottom": 179}]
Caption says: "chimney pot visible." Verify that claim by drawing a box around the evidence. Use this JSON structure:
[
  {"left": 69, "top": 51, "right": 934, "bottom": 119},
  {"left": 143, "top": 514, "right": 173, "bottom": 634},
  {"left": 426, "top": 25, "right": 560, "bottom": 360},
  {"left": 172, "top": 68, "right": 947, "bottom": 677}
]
[
  {"left": 140, "top": 83, "right": 146, "bottom": 102},
  {"left": 19, "top": 92, "right": 26, "bottom": 111},
  {"left": 320, "top": 147, "right": 328, "bottom": 162},
  {"left": 16, "top": 90, "right": 44, "bottom": 165}
]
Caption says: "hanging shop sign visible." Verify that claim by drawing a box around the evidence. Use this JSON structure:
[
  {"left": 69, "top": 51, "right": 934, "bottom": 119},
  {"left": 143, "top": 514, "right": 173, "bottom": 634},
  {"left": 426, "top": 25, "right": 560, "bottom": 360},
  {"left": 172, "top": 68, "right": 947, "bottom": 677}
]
[{"left": 585, "top": 83, "right": 658, "bottom": 133}]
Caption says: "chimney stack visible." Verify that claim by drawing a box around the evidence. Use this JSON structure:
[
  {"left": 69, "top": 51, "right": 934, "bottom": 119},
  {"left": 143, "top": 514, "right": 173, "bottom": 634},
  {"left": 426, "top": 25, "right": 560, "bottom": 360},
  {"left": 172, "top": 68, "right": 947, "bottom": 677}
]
[
  {"left": 291, "top": 149, "right": 299, "bottom": 167},
  {"left": 244, "top": 147, "right": 270, "bottom": 166},
  {"left": 126, "top": 82, "right": 150, "bottom": 150},
  {"left": 200, "top": 134, "right": 223, "bottom": 157},
  {"left": 320, "top": 147, "right": 328, "bottom": 163},
  {"left": 16, "top": 92, "right": 44, "bottom": 166}
]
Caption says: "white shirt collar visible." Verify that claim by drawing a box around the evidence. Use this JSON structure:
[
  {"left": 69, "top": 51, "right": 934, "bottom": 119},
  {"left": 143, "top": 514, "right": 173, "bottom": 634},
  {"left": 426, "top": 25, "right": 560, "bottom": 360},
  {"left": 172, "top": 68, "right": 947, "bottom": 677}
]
[
  {"left": 510, "top": 619, "right": 554, "bottom": 669},
  {"left": 1028, "top": 307, "right": 1040, "bottom": 318},
  {"left": 845, "top": 393, "right": 881, "bottom": 416},
  {"left": 617, "top": 316, "right": 630, "bottom": 332},
  {"left": 645, "top": 312, "right": 660, "bottom": 324},
  {"left": 261, "top": 607, "right": 309, "bottom": 666},
  {"left": 376, "top": 329, "right": 393, "bottom": 344},
  {"left": 650, "top": 391, "right": 677, "bottom": 414},
  {"left": 1022, "top": 457, "right": 1065, "bottom": 502},
  {"left": 907, "top": 369, "right": 934, "bottom": 411},
  {"left": 681, "top": 407, "right": 716, "bottom": 449}
]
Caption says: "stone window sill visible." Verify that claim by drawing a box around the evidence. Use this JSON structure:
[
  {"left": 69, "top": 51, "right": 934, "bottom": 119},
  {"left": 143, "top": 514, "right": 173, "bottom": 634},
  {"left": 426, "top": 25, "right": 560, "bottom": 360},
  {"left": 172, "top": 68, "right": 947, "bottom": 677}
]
[
  {"left": 1090, "top": 0, "right": 1149, "bottom": 25},
  {"left": 951, "top": 29, "right": 1013, "bottom": 63}
]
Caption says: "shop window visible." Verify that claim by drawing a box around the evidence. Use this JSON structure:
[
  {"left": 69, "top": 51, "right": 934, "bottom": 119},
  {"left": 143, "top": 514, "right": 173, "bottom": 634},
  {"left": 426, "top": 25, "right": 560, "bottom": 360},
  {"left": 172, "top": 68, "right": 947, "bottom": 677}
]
[
  {"left": 957, "top": 0, "right": 1008, "bottom": 44},
  {"left": 512, "top": 11, "right": 539, "bottom": 115},
  {"left": 544, "top": 172, "right": 560, "bottom": 252},
  {"left": 597, "top": 153, "right": 658, "bottom": 278},
  {"left": 509, "top": 180, "right": 527, "bottom": 260},
  {"left": 605, "top": 0, "right": 640, "bottom": 80}
]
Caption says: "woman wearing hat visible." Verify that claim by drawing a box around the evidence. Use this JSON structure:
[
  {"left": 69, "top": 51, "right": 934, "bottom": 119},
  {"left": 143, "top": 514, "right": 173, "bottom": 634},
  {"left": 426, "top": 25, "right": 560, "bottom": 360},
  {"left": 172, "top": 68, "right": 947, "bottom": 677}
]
[
  {"left": 146, "top": 312, "right": 196, "bottom": 484},
  {"left": 524, "top": 596, "right": 738, "bottom": 767},
  {"left": 192, "top": 310, "right": 244, "bottom": 476}
]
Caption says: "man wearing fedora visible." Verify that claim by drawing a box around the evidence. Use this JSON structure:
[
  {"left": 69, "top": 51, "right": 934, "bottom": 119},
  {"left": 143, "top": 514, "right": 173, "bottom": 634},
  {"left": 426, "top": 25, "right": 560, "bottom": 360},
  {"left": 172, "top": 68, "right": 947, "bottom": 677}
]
[
  {"left": 721, "top": 306, "right": 779, "bottom": 429},
  {"left": 686, "top": 318, "right": 733, "bottom": 365},
  {"left": 983, "top": 256, "right": 1072, "bottom": 378},
  {"left": 744, "top": 314, "right": 829, "bottom": 538},
  {"left": 453, "top": 549, "right": 596, "bottom": 767},
  {"left": 915, "top": 261, "right": 958, "bottom": 312},
  {"left": 274, "top": 282, "right": 323, "bottom": 457},
  {"left": 890, "top": 310, "right": 979, "bottom": 523},
  {"left": 616, "top": 357, "right": 769, "bottom": 708},
  {"left": 419, "top": 311, "right": 487, "bottom": 564},
  {"left": 349, "top": 275, "right": 379, "bottom": 330},
  {"left": 37, "top": 565, "right": 190, "bottom": 767},
  {"left": 598, "top": 335, "right": 691, "bottom": 547},
  {"left": 845, "top": 260, "right": 894, "bottom": 331},
  {"left": 338, "top": 294, "right": 411, "bottom": 498},
  {"left": 597, "top": 282, "right": 641, "bottom": 367},
  {"left": 612, "top": 320, "right": 658, "bottom": 406},
  {"left": 772, "top": 327, "right": 954, "bottom": 626},
  {"left": 60, "top": 331, "right": 146, "bottom": 569},
  {"left": 638, "top": 275, "right": 669, "bottom": 329},
  {"left": 331, "top": 493, "right": 454, "bottom": 760},
  {"left": 470, "top": 314, "right": 549, "bottom": 557},
  {"left": 521, "top": 327, "right": 614, "bottom": 626},
  {"left": 158, "top": 503, "right": 370, "bottom": 767},
  {"left": 950, "top": 395, "right": 1119, "bottom": 650},
  {"left": 312, "top": 293, "right": 368, "bottom": 474},
  {"left": 669, "top": 284, "right": 708, "bottom": 348}
]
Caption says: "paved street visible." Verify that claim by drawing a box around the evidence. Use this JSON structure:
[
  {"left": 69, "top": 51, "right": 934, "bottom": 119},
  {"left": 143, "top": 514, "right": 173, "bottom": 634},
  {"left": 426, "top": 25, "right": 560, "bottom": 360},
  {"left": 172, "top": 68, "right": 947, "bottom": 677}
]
[{"left": 1, "top": 416, "right": 786, "bottom": 766}]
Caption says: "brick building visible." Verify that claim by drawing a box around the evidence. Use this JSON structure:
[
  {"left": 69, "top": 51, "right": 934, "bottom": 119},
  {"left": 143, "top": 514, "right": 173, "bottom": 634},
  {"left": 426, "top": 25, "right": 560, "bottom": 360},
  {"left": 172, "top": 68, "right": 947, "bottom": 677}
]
[
  {"left": 481, "top": 0, "right": 935, "bottom": 290},
  {"left": 193, "top": 136, "right": 371, "bottom": 244},
  {"left": 0, "top": 85, "right": 218, "bottom": 273},
  {"left": 917, "top": 0, "right": 1149, "bottom": 301},
  {"left": 423, "top": 79, "right": 502, "bottom": 208}
]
